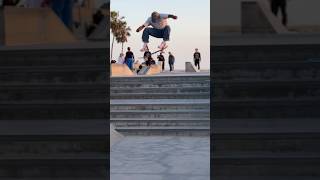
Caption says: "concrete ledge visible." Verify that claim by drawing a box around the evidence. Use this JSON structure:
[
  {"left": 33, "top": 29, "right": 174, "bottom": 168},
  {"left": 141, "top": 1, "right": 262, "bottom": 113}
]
[
  {"left": 110, "top": 124, "right": 124, "bottom": 147},
  {"left": 185, "top": 62, "right": 199, "bottom": 72},
  {"left": 212, "top": 33, "right": 320, "bottom": 46},
  {"left": 241, "top": 0, "right": 289, "bottom": 34},
  {"left": 3, "top": 6, "right": 77, "bottom": 46},
  {"left": 111, "top": 64, "right": 134, "bottom": 77},
  {"left": 145, "top": 64, "right": 161, "bottom": 75}
]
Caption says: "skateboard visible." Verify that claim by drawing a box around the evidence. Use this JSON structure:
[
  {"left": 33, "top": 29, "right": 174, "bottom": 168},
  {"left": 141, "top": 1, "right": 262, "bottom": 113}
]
[
  {"left": 150, "top": 45, "right": 168, "bottom": 55},
  {"left": 142, "top": 44, "right": 168, "bottom": 54},
  {"left": 138, "top": 45, "right": 168, "bottom": 59}
]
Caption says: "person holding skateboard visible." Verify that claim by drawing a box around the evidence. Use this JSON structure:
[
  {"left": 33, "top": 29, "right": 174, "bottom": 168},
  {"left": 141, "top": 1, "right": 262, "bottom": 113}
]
[{"left": 136, "top": 11, "right": 178, "bottom": 52}]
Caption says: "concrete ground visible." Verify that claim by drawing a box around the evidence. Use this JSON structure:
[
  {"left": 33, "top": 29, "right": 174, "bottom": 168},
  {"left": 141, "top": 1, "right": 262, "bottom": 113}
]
[{"left": 111, "top": 136, "right": 210, "bottom": 180}]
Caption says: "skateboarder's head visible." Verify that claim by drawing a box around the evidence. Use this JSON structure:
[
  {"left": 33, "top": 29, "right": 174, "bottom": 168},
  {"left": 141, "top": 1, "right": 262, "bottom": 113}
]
[
  {"left": 127, "top": 47, "right": 131, "bottom": 51},
  {"left": 151, "top": 11, "right": 160, "bottom": 23},
  {"left": 195, "top": 48, "right": 199, "bottom": 52}
]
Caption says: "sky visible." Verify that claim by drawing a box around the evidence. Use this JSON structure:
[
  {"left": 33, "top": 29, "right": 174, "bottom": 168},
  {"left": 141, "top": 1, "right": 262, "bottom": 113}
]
[{"left": 111, "top": 0, "right": 210, "bottom": 70}]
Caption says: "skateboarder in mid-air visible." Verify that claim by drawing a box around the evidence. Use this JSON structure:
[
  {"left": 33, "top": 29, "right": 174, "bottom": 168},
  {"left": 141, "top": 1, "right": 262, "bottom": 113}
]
[{"left": 136, "top": 11, "right": 178, "bottom": 52}]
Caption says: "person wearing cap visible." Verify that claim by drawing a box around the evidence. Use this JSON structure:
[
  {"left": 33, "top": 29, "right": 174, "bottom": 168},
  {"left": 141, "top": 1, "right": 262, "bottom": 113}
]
[{"left": 136, "top": 11, "right": 177, "bottom": 52}]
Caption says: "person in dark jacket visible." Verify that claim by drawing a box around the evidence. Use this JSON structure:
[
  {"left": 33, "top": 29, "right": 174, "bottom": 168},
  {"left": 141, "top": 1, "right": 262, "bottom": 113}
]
[
  {"left": 125, "top": 47, "right": 135, "bottom": 70},
  {"left": 270, "top": 0, "right": 287, "bottom": 26},
  {"left": 193, "top": 48, "right": 201, "bottom": 70},
  {"left": 168, "top": 52, "right": 175, "bottom": 72},
  {"left": 157, "top": 52, "right": 165, "bottom": 71}
]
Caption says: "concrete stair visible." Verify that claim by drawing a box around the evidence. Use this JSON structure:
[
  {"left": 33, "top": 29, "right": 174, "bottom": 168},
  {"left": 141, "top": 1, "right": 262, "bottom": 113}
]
[
  {"left": 0, "top": 45, "right": 108, "bottom": 178},
  {"left": 110, "top": 75, "right": 210, "bottom": 136},
  {"left": 212, "top": 42, "right": 320, "bottom": 178}
]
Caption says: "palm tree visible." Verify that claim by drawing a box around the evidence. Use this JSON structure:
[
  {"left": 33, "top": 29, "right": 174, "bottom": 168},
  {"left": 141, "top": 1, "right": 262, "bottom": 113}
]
[
  {"left": 110, "top": 11, "right": 131, "bottom": 59},
  {"left": 110, "top": 11, "right": 122, "bottom": 60},
  {"left": 116, "top": 24, "right": 131, "bottom": 53}
]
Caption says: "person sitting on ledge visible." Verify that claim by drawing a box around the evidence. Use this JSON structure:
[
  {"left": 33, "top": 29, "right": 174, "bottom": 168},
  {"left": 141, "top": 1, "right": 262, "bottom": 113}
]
[{"left": 136, "top": 65, "right": 143, "bottom": 74}]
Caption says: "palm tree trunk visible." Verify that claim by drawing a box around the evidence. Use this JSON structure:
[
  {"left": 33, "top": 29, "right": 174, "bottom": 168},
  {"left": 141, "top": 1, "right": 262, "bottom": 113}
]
[
  {"left": 121, "top": 43, "right": 124, "bottom": 53},
  {"left": 111, "top": 35, "right": 115, "bottom": 61}
]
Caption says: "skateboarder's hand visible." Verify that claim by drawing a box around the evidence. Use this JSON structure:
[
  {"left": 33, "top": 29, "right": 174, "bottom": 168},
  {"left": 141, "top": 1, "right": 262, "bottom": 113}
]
[{"left": 136, "top": 26, "right": 144, "bottom": 32}]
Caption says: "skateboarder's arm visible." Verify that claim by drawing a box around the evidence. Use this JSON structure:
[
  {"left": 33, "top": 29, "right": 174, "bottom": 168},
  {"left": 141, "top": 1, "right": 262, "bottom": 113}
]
[
  {"left": 137, "top": 18, "right": 151, "bottom": 32},
  {"left": 136, "top": 25, "right": 146, "bottom": 32}
]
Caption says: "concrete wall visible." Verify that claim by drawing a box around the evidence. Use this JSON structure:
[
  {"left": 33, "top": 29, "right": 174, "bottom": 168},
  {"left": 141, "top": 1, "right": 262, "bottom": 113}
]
[
  {"left": 111, "top": 64, "right": 134, "bottom": 77},
  {"left": 4, "top": 7, "right": 77, "bottom": 46},
  {"left": 145, "top": 64, "right": 161, "bottom": 75}
]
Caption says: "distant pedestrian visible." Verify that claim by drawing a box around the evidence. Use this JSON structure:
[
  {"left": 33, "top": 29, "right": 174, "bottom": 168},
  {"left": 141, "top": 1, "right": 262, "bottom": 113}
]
[
  {"left": 168, "top": 52, "right": 175, "bottom": 72},
  {"left": 125, "top": 47, "right": 135, "bottom": 70},
  {"left": 117, "top": 53, "right": 125, "bottom": 64},
  {"left": 270, "top": 0, "right": 287, "bottom": 26},
  {"left": 157, "top": 52, "right": 165, "bottom": 71},
  {"left": 193, "top": 48, "right": 201, "bottom": 70}
]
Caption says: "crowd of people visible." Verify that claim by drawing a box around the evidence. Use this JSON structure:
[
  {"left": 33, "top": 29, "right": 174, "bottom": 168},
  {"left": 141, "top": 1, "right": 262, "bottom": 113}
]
[
  {"left": 111, "top": 47, "right": 202, "bottom": 74},
  {"left": 111, "top": 47, "right": 176, "bottom": 74}
]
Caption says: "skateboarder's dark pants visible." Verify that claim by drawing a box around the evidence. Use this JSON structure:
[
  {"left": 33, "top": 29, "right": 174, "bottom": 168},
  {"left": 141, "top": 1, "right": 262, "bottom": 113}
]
[
  {"left": 142, "top": 25, "right": 171, "bottom": 43},
  {"left": 195, "top": 60, "right": 200, "bottom": 70},
  {"left": 271, "top": 0, "right": 287, "bottom": 26}
]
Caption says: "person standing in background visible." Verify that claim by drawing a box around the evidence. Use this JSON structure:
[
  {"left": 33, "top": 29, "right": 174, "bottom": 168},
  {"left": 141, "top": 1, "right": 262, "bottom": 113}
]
[
  {"left": 117, "top": 53, "right": 125, "bottom": 64},
  {"left": 193, "top": 48, "right": 201, "bottom": 70},
  {"left": 168, "top": 52, "right": 175, "bottom": 72},
  {"left": 157, "top": 52, "right": 165, "bottom": 72},
  {"left": 125, "top": 47, "right": 135, "bottom": 70},
  {"left": 270, "top": 0, "right": 287, "bottom": 26}
]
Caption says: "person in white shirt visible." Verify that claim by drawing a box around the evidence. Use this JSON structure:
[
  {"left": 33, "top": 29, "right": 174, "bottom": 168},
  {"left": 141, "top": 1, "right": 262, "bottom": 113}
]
[
  {"left": 136, "top": 11, "right": 177, "bottom": 52},
  {"left": 117, "top": 53, "right": 125, "bottom": 64}
]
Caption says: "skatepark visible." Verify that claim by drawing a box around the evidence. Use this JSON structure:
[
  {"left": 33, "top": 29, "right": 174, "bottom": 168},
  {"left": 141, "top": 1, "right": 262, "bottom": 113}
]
[{"left": 109, "top": 0, "right": 210, "bottom": 179}]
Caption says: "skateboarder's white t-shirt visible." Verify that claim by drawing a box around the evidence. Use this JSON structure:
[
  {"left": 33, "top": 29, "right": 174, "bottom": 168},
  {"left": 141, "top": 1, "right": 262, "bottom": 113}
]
[{"left": 144, "top": 14, "right": 169, "bottom": 30}]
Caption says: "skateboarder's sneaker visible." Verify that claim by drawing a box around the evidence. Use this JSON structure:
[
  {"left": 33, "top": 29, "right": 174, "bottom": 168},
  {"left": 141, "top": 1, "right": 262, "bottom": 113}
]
[
  {"left": 140, "top": 44, "right": 148, "bottom": 52},
  {"left": 158, "top": 41, "right": 167, "bottom": 50}
]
